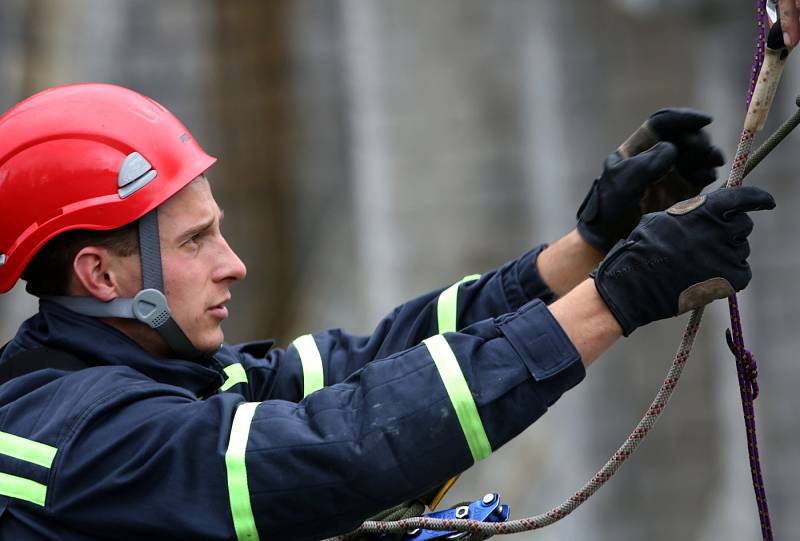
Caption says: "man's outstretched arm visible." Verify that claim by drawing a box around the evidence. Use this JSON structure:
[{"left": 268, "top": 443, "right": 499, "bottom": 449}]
[
  {"left": 549, "top": 277, "right": 621, "bottom": 367},
  {"left": 537, "top": 229, "right": 604, "bottom": 299}
]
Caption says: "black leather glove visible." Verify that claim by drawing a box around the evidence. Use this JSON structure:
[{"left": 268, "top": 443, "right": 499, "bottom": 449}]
[
  {"left": 646, "top": 109, "right": 725, "bottom": 187},
  {"left": 577, "top": 109, "right": 726, "bottom": 253},
  {"left": 593, "top": 186, "right": 775, "bottom": 336}
]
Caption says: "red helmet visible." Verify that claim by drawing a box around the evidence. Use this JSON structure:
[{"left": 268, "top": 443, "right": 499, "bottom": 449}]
[{"left": 0, "top": 83, "right": 216, "bottom": 293}]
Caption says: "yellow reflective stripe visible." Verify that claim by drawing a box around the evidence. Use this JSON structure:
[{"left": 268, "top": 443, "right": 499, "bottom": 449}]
[
  {"left": 292, "top": 334, "right": 324, "bottom": 398},
  {"left": 225, "top": 402, "right": 261, "bottom": 541},
  {"left": 0, "top": 431, "right": 56, "bottom": 468},
  {"left": 0, "top": 472, "right": 48, "bottom": 507},
  {"left": 437, "top": 274, "right": 481, "bottom": 334},
  {"left": 220, "top": 363, "right": 248, "bottom": 392},
  {"left": 423, "top": 335, "right": 491, "bottom": 463},
  {"left": 432, "top": 275, "right": 480, "bottom": 505}
]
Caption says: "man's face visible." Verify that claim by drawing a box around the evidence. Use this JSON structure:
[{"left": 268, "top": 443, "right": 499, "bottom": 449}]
[{"left": 115, "top": 177, "right": 247, "bottom": 354}]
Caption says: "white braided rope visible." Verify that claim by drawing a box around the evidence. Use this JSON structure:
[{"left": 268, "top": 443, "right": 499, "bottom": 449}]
[{"left": 728, "top": 129, "right": 756, "bottom": 189}]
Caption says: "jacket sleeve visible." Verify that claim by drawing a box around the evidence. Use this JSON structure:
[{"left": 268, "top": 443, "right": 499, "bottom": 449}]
[
  {"left": 50, "top": 299, "right": 583, "bottom": 541},
  {"left": 227, "top": 245, "right": 559, "bottom": 402}
]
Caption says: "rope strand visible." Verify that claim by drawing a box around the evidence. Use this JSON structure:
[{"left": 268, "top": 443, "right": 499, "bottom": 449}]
[{"left": 727, "top": 3, "right": 774, "bottom": 537}]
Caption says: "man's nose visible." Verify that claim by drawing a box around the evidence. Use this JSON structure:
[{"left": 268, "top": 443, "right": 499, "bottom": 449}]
[{"left": 215, "top": 237, "right": 247, "bottom": 282}]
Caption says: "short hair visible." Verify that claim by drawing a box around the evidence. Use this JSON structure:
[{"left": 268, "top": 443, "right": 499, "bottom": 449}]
[{"left": 22, "top": 222, "right": 139, "bottom": 297}]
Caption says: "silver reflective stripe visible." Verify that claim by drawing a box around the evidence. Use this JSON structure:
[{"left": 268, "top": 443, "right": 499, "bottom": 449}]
[
  {"left": 423, "top": 335, "right": 491, "bottom": 463},
  {"left": 0, "top": 431, "right": 58, "bottom": 507},
  {"left": 437, "top": 274, "right": 481, "bottom": 334},
  {"left": 292, "top": 334, "right": 324, "bottom": 398},
  {"left": 221, "top": 363, "right": 248, "bottom": 392},
  {"left": 225, "top": 402, "right": 261, "bottom": 541}
]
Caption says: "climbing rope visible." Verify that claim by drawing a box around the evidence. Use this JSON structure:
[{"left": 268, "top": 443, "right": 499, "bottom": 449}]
[
  {"left": 747, "top": 0, "right": 768, "bottom": 107},
  {"left": 326, "top": 3, "right": 790, "bottom": 539},
  {"left": 723, "top": 1, "right": 781, "bottom": 536}
]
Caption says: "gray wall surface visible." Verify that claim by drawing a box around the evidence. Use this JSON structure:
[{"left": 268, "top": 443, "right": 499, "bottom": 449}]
[{"left": 1, "top": 1, "right": 797, "bottom": 539}]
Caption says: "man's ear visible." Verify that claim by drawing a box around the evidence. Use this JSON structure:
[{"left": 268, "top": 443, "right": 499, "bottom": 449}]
[{"left": 72, "top": 247, "right": 123, "bottom": 301}]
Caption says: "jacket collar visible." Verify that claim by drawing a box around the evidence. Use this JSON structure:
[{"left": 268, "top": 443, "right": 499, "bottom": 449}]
[{"left": 0, "top": 300, "right": 224, "bottom": 395}]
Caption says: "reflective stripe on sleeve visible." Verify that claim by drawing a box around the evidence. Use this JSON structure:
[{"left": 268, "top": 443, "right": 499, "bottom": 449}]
[
  {"left": 437, "top": 274, "right": 481, "bottom": 334},
  {"left": 292, "top": 334, "right": 324, "bottom": 398},
  {"left": 0, "top": 432, "right": 57, "bottom": 507},
  {"left": 0, "top": 472, "right": 48, "bottom": 507},
  {"left": 220, "top": 363, "right": 248, "bottom": 392},
  {"left": 422, "top": 335, "right": 491, "bottom": 463},
  {"left": 0, "top": 431, "right": 56, "bottom": 468},
  {"left": 225, "top": 402, "right": 261, "bottom": 541}
]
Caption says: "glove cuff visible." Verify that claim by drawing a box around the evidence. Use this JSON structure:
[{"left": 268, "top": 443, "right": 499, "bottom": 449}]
[
  {"left": 590, "top": 239, "right": 638, "bottom": 336},
  {"left": 576, "top": 178, "right": 614, "bottom": 253}
]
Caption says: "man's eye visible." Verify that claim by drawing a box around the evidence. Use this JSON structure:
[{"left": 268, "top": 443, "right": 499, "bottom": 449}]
[{"left": 185, "top": 234, "right": 202, "bottom": 246}]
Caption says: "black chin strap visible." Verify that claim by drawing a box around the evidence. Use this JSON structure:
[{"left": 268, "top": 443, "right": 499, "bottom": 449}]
[
  {"left": 48, "top": 210, "right": 208, "bottom": 360},
  {"left": 138, "top": 209, "right": 164, "bottom": 291},
  {"left": 136, "top": 210, "right": 204, "bottom": 359}
]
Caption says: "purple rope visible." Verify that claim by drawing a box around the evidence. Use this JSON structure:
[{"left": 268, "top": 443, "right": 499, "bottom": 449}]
[
  {"left": 726, "top": 306, "right": 772, "bottom": 541},
  {"left": 747, "top": 0, "right": 767, "bottom": 107},
  {"left": 728, "top": 3, "right": 773, "bottom": 539}
]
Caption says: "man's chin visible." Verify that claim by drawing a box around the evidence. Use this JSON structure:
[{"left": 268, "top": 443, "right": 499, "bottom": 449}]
[{"left": 192, "top": 329, "right": 225, "bottom": 354}]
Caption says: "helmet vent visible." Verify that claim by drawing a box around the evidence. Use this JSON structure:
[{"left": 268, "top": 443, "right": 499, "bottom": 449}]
[
  {"left": 0, "top": 254, "right": 6, "bottom": 266},
  {"left": 118, "top": 152, "right": 158, "bottom": 199}
]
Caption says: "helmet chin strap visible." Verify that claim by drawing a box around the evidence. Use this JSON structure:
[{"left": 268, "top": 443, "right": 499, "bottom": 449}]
[{"left": 47, "top": 209, "right": 209, "bottom": 360}]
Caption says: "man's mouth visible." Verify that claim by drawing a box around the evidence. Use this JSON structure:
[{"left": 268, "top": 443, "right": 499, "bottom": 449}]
[{"left": 207, "top": 297, "right": 230, "bottom": 320}]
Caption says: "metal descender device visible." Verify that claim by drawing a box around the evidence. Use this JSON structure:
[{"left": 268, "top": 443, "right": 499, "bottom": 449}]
[{"left": 397, "top": 493, "right": 509, "bottom": 540}]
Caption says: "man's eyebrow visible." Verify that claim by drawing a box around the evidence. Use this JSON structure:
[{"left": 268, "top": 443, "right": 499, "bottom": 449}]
[{"left": 179, "top": 210, "right": 221, "bottom": 240}]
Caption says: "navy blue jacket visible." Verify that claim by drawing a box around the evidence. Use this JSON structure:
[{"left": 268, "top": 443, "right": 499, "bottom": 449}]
[{"left": 0, "top": 245, "right": 585, "bottom": 540}]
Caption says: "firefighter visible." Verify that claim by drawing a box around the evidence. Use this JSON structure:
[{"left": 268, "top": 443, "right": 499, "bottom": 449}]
[{"left": 0, "top": 83, "right": 773, "bottom": 540}]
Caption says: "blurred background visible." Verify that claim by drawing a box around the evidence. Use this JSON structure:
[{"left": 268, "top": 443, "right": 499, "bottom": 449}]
[{"left": 1, "top": 0, "right": 798, "bottom": 539}]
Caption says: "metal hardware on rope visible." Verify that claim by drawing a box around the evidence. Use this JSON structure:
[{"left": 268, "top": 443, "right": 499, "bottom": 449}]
[{"left": 396, "top": 493, "right": 510, "bottom": 541}]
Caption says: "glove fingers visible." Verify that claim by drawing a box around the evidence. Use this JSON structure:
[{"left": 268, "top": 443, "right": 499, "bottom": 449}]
[
  {"left": 648, "top": 108, "right": 713, "bottom": 138},
  {"left": 673, "top": 129, "right": 712, "bottom": 151},
  {"left": 702, "top": 145, "right": 726, "bottom": 168},
  {"left": 728, "top": 213, "right": 755, "bottom": 243},
  {"left": 737, "top": 240, "right": 751, "bottom": 263},
  {"left": 672, "top": 132, "right": 726, "bottom": 166},
  {"left": 711, "top": 186, "right": 776, "bottom": 216},
  {"left": 683, "top": 167, "right": 718, "bottom": 188},
  {"left": 731, "top": 262, "right": 753, "bottom": 291},
  {"left": 620, "top": 141, "right": 677, "bottom": 188}
]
